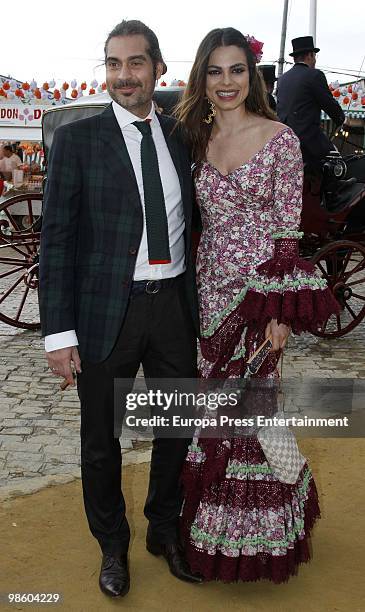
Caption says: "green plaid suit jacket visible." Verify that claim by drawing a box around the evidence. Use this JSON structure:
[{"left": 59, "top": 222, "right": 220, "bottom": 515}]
[{"left": 39, "top": 104, "right": 199, "bottom": 363}]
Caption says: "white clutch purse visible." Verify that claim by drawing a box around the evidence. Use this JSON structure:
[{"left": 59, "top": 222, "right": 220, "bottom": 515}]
[{"left": 246, "top": 337, "right": 306, "bottom": 485}]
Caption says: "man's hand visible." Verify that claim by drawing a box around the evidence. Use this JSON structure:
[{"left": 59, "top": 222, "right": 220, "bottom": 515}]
[
  {"left": 265, "top": 319, "right": 291, "bottom": 352},
  {"left": 46, "top": 346, "right": 81, "bottom": 387}
]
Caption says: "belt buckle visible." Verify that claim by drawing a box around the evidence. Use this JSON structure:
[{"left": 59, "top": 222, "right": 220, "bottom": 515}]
[{"left": 145, "top": 280, "right": 159, "bottom": 294}]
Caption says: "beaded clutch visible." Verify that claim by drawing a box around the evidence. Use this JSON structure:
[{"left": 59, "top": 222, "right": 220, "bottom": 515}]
[{"left": 246, "top": 337, "right": 306, "bottom": 485}]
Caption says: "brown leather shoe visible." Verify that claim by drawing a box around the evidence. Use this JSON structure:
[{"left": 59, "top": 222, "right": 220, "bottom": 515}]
[
  {"left": 99, "top": 553, "right": 130, "bottom": 597},
  {"left": 146, "top": 535, "right": 203, "bottom": 583}
]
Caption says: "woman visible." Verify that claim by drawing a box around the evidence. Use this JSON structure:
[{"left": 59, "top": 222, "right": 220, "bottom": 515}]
[{"left": 175, "top": 28, "right": 339, "bottom": 583}]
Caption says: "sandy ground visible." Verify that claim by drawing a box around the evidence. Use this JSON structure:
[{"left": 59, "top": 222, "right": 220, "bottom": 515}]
[{"left": 1, "top": 439, "right": 364, "bottom": 612}]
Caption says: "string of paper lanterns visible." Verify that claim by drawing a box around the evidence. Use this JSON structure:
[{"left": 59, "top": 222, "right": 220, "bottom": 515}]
[
  {"left": 0, "top": 79, "right": 107, "bottom": 103},
  {"left": 330, "top": 81, "right": 365, "bottom": 109}
]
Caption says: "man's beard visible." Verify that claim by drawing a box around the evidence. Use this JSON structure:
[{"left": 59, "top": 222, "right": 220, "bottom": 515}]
[{"left": 107, "top": 78, "right": 152, "bottom": 111}]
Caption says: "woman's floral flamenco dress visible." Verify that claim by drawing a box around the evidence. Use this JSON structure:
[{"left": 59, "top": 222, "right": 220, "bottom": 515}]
[{"left": 180, "top": 127, "right": 339, "bottom": 583}]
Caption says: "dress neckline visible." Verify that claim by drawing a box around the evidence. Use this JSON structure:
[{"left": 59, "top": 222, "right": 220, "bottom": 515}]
[{"left": 203, "top": 126, "right": 292, "bottom": 178}]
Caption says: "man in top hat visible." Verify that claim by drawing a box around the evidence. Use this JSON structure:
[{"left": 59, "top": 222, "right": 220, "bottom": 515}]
[
  {"left": 258, "top": 64, "right": 277, "bottom": 112},
  {"left": 277, "top": 36, "right": 345, "bottom": 167}
]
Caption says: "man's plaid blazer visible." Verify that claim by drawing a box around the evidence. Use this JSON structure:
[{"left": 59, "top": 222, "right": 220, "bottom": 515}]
[{"left": 39, "top": 104, "right": 199, "bottom": 363}]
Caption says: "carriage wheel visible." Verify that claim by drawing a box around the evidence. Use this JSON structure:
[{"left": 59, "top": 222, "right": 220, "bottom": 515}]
[
  {"left": 0, "top": 193, "right": 42, "bottom": 329},
  {"left": 311, "top": 240, "right": 365, "bottom": 338}
]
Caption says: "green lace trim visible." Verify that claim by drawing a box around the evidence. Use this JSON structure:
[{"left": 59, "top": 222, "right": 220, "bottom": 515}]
[
  {"left": 201, "top": 276, "right": 327, "bottom": 338},
  {"left": 272, "top": 230, "right": 304, "bottom": 240},
  {"left": 249, "top": 276, "right": 327, "bottom": 292},
  {"left": 230, "top": 346, "right": 246, "bottom": 362},
  {"left": 191, "top": 468, "right": 312, "bottom": 550},
  {"left": 188, "top": 444, "right": 203, "bottom": 453},
  {"left": 202, "top": 287, "right": 248, "bottom": 338},
  {"left": 226, "top": 462, "right": 273, "bottom": 476}
]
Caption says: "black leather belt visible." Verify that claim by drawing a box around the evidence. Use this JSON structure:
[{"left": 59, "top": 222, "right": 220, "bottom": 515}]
[{"left": 130, "top": 274, "right": 182, "bottom": 296}]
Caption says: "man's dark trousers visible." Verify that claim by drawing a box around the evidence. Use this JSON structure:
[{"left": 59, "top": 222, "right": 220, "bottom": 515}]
[{"left": 77, "top": 275, "right": 197, "bottom": 556}]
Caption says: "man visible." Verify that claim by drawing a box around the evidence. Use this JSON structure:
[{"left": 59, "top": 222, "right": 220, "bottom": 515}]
[
  {"left": 0, "top": 145, "right": 22, "bottom": 180},
  {"left": 277, "top": 36, "right": 345, "bottom": 167},
  {"left": 258, "top": 64, "right": 277, "bottom": 112},
  {"left": 39, "top": 20, "right": 201, "bottom": 598}
]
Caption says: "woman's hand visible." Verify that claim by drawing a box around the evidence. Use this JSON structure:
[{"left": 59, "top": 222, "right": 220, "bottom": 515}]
[
  {"left": 153, "top": 100, "right": 163, "bottom": 114},
  {"left": 265, "top": 319, "right": 291, "bottom": 352}
]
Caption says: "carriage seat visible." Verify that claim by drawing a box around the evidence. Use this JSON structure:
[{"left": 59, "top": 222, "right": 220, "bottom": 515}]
[{"left": 322, "top": 178, "right": 365, "bottom": 214}]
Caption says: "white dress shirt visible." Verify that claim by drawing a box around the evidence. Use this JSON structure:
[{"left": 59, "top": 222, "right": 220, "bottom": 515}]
[{"left": 45, "top": 101, "right": 186, "bottom": 352}]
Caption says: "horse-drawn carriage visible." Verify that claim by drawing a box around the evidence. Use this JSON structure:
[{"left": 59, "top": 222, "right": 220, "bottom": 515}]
[{"left": 1, "top": 88, "right": 365, "bottom": 337}]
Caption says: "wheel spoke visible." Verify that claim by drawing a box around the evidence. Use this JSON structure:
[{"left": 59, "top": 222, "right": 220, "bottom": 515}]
[
  {"left": 1, "top": 210, "right": 34, "bottom": 254},
  {"left": 0, "top": 274, "right": 24, "bottom": 304},
  {"left": 0, "top": 256, "right": 27, "bottom": 265},
  {"left": 0, "top": 241, "right": 30, "bottom": 257},
  {"left": 316, "top": 261, "right": 332, "bottom": 282},
  {"left": 338, "top": 248, "right": 353, "bottom": 278},
  {"left": 343, "top": 260, "right": 365, "bottom": 280},
  {"left": 344, "top": 302, "right": 358, "bottom": 320},
  {"left": 27, "top": 200, "right": 35, "bottom": 225},
  {"left": 351, "top": 293, "right": 365, "bottom": 302},
  {"left": 2, "top": 208, "right": 22, "bottom": 233},
  {"left": 0, "top": 266, "right": 25, "bottom": 279},
  {"left": 15, "top": 285, "right": 30, "bottom": 321},
  {"left": 347, "top": 277, "right": 365, "bottom": 288},
  {"left": 336, "top": 315, "right": 342, "bottom": 331},
  {"left": 331, "top": 253, "right": 339, "bottom": 280}
]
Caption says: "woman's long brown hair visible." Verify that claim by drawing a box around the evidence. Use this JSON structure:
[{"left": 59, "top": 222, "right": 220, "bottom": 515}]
[{"left": 174, "top": 27, "right": 277, "bottom": 163}]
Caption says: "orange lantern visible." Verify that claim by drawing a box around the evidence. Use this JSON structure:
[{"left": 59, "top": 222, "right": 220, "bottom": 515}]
[
  {"left": 43, "top": 82, "right": 49, "bottom": 91},
  {"left": 352, "top": 92, "right": 358, "bottom": 100},
  {"left": 22, "top": 82, "right": 30, "bottom": 90},
  {"left": 71, "top": 89, "right": 78, "bottom": 99},
  {"left": 101, "top": 82, "right": 107, "bottom": 91},
  {"left": 343, "top": 96, "right": 350, "bottom": 105},
  {"left": 62, "top": 82, "right": 69, "bottom": 91},
  {"left": 81, "top": 82, "right": 87, "bottom": 90},
  {"left": 0, "top": 88, "right": 6, "bottom": 97},
  {"left": 34, "top": 88, "right": 42, "bottom": 99},
  {"left": 53, "top": 89, "right": 61, "bottom": 100},
  {"left": 89, "top": 88, "right": 96, "bottom": 95},
  {"left": 333, "top": 89, "right": 341, "bottom": 97},
  {"left": 15, "top": 88, "right": 24, "bottom": 98},
  {"left": 160, "top": 81, "right": 167, "bottom": 87},
  {"left": 361, "top": 96, "right": 365, "bottom": 106},
  {"left": 3, "top": 82, "right": 10, "bottom": 90},
  {"left": 347, "top": 85, "right": 352, "bottom": 93}
]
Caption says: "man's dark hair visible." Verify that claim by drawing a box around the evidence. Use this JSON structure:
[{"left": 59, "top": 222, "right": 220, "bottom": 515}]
[
  {"left": 3, "top": 145, "right": 13, "bottom": 153},
  {"left": 294, "top": 51, "right": 313, "bottom": 63},
  {"left": 104, "top": 19, "right": 166, "bottom": 73}
]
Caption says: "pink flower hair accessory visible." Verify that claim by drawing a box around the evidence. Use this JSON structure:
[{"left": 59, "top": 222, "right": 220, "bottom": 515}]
[{"left": 246, "top": 35, "right": 264, "bottom": 63}]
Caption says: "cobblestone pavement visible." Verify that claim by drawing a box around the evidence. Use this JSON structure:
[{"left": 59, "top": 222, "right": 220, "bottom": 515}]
[{"left": 0, "top": 312, "right": 364, "bottom": 498}]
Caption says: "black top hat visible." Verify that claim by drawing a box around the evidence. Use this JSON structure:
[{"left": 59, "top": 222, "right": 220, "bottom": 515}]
[
  {"left": 258, "top": 64, "right": 277, "bottom": 83},
  {"left": 289, "top": 36, "right": 320, "bottom": 57}
]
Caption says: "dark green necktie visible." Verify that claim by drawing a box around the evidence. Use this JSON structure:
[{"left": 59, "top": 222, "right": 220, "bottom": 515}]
[{"left": 133, "top": 120, "right": 171, "bottom": 265}]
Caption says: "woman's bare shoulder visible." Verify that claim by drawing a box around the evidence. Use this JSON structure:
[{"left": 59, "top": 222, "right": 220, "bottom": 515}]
[{"left": 260, "top": 118, "right": 288, "bottom": 139}]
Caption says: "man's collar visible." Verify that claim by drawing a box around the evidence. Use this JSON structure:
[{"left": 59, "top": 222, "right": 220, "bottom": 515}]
[
  {"left": 294, "top": 62, "right": 310, "bottom": 68},
  {"left": 111, "top": 100, "right": 156, "bottom": 129}
]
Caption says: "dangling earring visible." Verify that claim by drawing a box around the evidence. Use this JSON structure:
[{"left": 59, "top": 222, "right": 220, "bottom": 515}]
[{"left": 203, "top": 99, "right": 216, "bottom": 124}]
